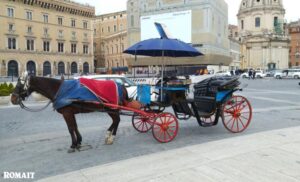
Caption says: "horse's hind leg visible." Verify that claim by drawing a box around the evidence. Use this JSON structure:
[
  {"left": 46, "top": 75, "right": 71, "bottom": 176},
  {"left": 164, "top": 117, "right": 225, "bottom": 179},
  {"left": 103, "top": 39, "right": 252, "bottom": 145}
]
[{"left": 105, "top": 112, "right": 120, "bottom": 145}]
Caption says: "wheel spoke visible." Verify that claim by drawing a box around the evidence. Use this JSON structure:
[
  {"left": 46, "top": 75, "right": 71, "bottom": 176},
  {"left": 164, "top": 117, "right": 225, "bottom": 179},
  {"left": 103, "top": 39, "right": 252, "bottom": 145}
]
[
  {"left": 230, "top": 118, "right": 236, "bottom": 130},
  {"left": 236, "top": 118, "right": 240, "bottom": 132},
  {"left": 225, "top": 116, "right": 234, "bottom": 126},
  {"left": 238, "top": 117, "right": 246, "bottom": 128}
]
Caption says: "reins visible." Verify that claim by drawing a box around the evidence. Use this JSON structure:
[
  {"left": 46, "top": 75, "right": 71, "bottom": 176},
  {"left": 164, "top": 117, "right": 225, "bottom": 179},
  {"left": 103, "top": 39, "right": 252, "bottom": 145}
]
[{"left": 19, "top": 100, "right": 52, "bottom": 112}]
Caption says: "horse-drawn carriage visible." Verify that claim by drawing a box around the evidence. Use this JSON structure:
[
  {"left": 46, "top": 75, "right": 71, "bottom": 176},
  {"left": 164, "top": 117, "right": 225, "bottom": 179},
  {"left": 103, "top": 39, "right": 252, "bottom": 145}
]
[
  {"left": 130, "top": 75, "right": 252, "bottom": 143},
  {"left": 11, "top": 73, "right": 252, "bottom": 152}
]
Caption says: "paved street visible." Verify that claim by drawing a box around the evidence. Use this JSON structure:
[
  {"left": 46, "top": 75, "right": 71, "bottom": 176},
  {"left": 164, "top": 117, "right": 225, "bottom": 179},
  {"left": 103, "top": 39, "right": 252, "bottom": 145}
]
[{"left": 1, "top": 78, "right": 300, "bottom": 181}]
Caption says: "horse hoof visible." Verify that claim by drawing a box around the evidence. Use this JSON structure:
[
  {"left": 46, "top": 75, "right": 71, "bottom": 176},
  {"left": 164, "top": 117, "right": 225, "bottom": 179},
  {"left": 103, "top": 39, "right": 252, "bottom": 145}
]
[
  {"left": 105, "top": 136, "right": 115, "bottom": 145},
  {"left": 68, "top": 148, "right": 76, "bottom": 153}
]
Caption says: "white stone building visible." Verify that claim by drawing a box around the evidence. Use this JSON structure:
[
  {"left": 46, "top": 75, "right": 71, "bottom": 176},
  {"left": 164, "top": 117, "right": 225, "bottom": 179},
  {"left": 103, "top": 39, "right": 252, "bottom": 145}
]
[{"left": 237, "top": 0, "right": 289, "bottom": 70}]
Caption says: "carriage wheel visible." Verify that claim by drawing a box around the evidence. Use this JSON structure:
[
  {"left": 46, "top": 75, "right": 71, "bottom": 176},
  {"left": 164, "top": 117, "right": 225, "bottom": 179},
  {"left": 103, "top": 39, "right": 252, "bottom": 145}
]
[
  {"left": 152, "top": 112, "right": 179, "bottom": 143},
  {"left": 132, "top": 114, "right": 153, "bottom": 133},
  {"left": 221, "top": 95, "right": 252, "bottom": 133}
]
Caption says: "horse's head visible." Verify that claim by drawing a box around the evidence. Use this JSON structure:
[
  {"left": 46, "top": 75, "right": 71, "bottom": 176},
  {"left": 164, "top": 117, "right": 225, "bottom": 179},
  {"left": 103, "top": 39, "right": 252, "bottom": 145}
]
[{"left": 11, "top": 72, "right": 33, "bottom": 105}]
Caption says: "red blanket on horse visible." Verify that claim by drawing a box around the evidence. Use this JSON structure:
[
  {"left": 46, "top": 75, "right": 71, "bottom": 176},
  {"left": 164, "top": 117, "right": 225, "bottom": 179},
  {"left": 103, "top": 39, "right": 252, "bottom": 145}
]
[{"left": 79, "top": 78, "right": 119, "bottom": 105}]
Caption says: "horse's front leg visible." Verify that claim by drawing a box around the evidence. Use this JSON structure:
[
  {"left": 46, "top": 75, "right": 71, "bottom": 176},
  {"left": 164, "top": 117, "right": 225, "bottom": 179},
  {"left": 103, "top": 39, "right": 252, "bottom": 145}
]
[
  {"left": 61, "top": 109, "right": 78, "bottom": 153},
  {"left": 105, "top": 113, "right": 120, "bottom": 145}
]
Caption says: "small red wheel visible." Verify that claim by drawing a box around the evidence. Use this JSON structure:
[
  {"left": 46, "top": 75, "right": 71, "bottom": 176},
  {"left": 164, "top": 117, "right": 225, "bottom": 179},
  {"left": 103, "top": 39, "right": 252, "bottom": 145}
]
[
  {"left": 221, "top": 95, "right": 252, "bottom": 133},
  {"left": 152, "top": 112, "right": 179, "bottom": 143},
  {"left": 132, "top": 114, "right": 153, "bottom": 133}
]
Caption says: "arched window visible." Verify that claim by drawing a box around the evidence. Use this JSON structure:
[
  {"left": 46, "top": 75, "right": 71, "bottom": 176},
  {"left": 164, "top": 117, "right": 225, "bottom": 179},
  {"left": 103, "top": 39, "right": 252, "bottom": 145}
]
[
  {"left": 71, "top": 62, "right": 78, "bottom": 74},
  {"left": 58, "top": 61, "right": 65, "bottom": 75},
  {"left": 27, "top": 61, "right": 36, "bottom": 76},
  {"left": 255, "top": 17, "right": 260, "bottom": 27},
  {"left": 83, "top": 62, "right": 89, "bottom": 74},
  {"left": 43, "top": 61, "right": 51, "bottom": 76},
  {"left": 7, "top": 60, "right": 18, "bottom": 77}
]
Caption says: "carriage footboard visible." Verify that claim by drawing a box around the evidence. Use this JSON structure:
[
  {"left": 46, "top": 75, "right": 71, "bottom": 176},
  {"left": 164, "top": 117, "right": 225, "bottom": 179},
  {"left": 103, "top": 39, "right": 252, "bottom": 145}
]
[{"left": 172, "top": 100, "right": 194, "bottom": 120}]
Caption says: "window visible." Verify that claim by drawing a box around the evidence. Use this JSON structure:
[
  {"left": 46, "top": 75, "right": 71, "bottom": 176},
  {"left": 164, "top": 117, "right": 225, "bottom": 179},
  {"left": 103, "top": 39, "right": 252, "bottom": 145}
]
[
  {"left": 241, "top": 20, "right": 244, "bottom": 30},
  {"left": 71, "top": 19, "right": 76, "bottom": 27},
  {"left": 58, "top": 42, "right": 64, "bottom": 52},
  {"left": 43, "top": 41, "right": 50, "bottom": 52},
  {"left": 130, "top": 15, "right": 134, "bottom": 27},
  {"left": 58, "top": 30, "right": 63, "bottom": 38},
  {"left": 83, "top": 45, "right": 88, "bottom": 54},
  {"left": 94, "top": 29, "right": 96, "bottom": 35},
  {"left": 274, "top": 17, "right": 278, "bottom": 26},
  {"left": 58, "top": 17, "right": 63, "bottom": 25},
  {"left": 43, "top": 14, "right": 48, "bottom": 23},
  {"left": 255, "top": 17, "right": 260, "bottom": 27},
  {"left": 108, "top": 26, "right": 110, "bottom": 32},
  {"left": 71, "top": 43, "right": 77, "bottom": 53},
  {"left": 72, "top": 31, "right": 76, "bottom": 38},
  {"left": 7, "top": 8, "right": 14, "bottom": 17},
  {"left": 84, "top": 33, "right": 88, "bottom": 39},
  {"left": 83, "top": 21, "right": 88, "bottom": 29},
  {"left": 8, "top": 24, "right": 14, "bottom": 31},
  {"left": 296, "top": 53, "right": 300, "bottom": 59},
  {"left": 8, "top": 37, "right": 16, "bottom": 49},
  {"left": 101, "top": 28, "right": 104, "bottom": 33},
  {"left": 44, "top": 28, "right": 48, "bottom": 35},
  {"left": 27, "top": 26, "right": 32, "bottom": 33},
  {"left": 114, "top": 25, "right": 117, "bottom": 32},
  {"left": 27, "top": 39, "right": 34, "bottom": 51},
  {"left": 26, "top": 11, "right": 32, "bottom": 20}
]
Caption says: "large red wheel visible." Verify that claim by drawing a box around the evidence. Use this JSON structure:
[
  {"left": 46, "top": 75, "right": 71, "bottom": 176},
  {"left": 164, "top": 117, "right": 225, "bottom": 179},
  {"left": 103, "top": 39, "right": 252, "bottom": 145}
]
[
  {"left": 152, "top": 112, "right": 179, "bottom": 143},
  {"left": 221, "top": 95, "right": 252, "bottom": 133},
  {"left": 132, "top": 114, "right": 153, "bottom": 133}
]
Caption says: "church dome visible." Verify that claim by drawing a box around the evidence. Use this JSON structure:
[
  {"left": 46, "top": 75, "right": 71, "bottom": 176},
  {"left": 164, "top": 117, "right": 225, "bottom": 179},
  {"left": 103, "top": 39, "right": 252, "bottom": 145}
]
[{"left": 239, "top": 0, "right": 284, "bottom": 15}]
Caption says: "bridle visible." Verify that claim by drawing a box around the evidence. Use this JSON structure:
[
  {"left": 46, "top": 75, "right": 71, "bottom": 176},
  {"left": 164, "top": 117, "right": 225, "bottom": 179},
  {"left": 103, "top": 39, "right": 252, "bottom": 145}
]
[{"left": 13, "top": 75, "right": 51, "bottom": 112}]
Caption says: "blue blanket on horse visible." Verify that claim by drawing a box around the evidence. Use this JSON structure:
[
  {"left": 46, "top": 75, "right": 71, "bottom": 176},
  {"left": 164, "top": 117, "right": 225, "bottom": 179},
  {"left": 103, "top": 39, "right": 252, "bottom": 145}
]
[{"left": 53, "top": 80, "right": 99, "bottom": 110}]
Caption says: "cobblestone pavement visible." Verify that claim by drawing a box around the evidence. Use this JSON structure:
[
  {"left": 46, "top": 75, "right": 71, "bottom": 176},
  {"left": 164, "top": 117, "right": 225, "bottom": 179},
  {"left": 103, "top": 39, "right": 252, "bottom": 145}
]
[{"left": 1, "top": 78, "right": 300, "bottom": 181}]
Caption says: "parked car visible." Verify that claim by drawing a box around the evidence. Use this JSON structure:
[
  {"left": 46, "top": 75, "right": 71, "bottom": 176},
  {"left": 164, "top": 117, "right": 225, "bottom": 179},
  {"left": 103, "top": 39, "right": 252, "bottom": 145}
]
[
  {"left": 75, "top": 75, "right": 138, "bottom": 98},
  {"left": 274, "top": 69, "right": 300, "bottom": 79},
  {"left": 215, "top": 71, "right": 231, "bottom": 76},
  {"left": 240, "top": 70, "right": 266, "bottom": 78},
  {"left": 265, "top": 69, "right": 281, "bottom": 77}
]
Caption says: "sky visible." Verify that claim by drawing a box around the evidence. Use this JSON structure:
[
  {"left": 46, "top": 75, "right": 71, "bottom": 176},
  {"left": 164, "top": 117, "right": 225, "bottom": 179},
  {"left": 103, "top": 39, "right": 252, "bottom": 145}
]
[{"left": 75, "top": 0, "right": 299, "bottom": 24}]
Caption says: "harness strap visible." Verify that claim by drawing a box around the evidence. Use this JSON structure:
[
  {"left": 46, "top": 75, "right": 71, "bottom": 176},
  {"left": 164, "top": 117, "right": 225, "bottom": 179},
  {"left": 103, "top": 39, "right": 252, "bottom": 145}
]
[{"left": 20, "top": 100, "right": 52, "bottom": 112}]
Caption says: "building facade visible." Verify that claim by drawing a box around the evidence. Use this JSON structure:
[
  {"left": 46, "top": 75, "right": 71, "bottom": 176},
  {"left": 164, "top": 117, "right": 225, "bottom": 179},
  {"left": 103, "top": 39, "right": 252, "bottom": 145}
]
[
  {"left": 288, "top": 20, "right": 300, "bottom": 67},
  {"left": 237, "top": 0, "right": 289, "bottom": 70},
  {"left": 0, "top": 0, "right": 95, "bottom": 77},
  {"left": 228, "top": 25, "right": 241, "bottom": 70},
  {"left": 126, "top": 0, "right": 231, "bottom": 74},
  {"left": 94, "top": 11, "right": 128, "bottom": 73}
]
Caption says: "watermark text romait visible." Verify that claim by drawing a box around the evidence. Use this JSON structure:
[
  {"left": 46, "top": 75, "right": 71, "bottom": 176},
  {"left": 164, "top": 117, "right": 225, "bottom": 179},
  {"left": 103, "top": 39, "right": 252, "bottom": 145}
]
[{"left": 3, "top": 172, "right": 35, "bottom": 179}]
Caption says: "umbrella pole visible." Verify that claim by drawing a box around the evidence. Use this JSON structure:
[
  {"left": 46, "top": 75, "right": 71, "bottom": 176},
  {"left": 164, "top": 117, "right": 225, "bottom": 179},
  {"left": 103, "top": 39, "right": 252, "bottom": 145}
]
[{"left": 161, "top": 51, "right": 164, "bottom": 102}]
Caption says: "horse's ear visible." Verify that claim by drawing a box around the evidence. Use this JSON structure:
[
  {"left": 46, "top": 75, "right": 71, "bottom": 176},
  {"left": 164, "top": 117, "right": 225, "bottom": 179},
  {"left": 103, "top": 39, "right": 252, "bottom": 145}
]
[
  {"left": 61, "top": 75, "right": 65, "bottom": 81},
  {"left": 21, "top": 71, "right": 28, "bottom": 79}
]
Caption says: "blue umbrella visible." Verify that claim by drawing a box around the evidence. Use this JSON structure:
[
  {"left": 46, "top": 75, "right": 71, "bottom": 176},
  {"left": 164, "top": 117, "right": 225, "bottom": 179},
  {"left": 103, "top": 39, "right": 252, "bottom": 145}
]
[
  {"left": 124, "top": 37, "right": 203, "bottom": 102},
  {"left": 123, "top": 38, "right": 203, "bottom": 57}
]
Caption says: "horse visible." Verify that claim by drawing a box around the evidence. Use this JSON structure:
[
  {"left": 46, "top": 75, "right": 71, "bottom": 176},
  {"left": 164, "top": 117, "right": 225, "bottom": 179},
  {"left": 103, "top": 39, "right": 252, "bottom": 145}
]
[{"left": 11, "top": 73, "right": 128, "bottom": 153}]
